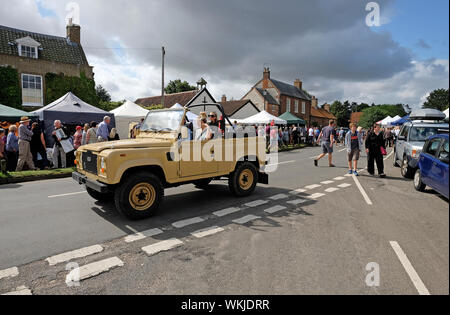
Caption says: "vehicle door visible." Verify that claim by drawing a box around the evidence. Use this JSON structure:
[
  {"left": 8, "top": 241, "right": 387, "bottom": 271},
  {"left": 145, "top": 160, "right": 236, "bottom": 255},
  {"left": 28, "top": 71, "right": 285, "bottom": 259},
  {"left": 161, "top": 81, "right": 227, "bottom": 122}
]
[
  {"left": 434, "top": 139, "right": 449, "bottom": 198},
  {"left": 420, "top": 138, "right": 441, "bottom": 187},
  {"left": 179, "top": 137, "right": 219, "bottom": 177},
  {"left": 396, "top": 125, "right": 409, "bottom": 160}
]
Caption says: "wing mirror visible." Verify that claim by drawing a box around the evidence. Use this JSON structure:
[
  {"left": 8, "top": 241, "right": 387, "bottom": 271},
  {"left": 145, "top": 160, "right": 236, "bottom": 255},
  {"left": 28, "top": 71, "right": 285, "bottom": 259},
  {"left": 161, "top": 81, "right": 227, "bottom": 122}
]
[{"left": 181, "top": 126, "right": 189, "bottom": 140}]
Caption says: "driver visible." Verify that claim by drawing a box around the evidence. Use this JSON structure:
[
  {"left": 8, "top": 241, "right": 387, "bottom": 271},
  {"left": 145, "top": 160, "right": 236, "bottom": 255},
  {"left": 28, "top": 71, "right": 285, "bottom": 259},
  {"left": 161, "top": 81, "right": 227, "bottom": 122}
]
[{"left": 208, "top": 112, "right": 220, "bottom": 140}]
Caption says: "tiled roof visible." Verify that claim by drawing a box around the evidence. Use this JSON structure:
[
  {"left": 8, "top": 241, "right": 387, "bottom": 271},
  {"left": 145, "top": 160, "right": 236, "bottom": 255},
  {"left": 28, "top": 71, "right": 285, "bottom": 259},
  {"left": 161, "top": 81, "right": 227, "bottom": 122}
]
[
  {"left": 311, "top": 107, "right": 336, "bottom": 119},
  {"left": 135, "top": 90, "right": 198, "bottom": 108},
  {"left": 350, "top": 112, "right": 364, "bottom": 123},
  {"left": 255, "top": 88, "right": 279, "bottom": 105},
  {"left": 219, "top": 100, "right": 258, "bottom": 117},
  {"left": 0, "top": 25, "right": 89, "bottom": 65},
  {"left": 270, "top": 79, "right": 311, "bottom": 101}
]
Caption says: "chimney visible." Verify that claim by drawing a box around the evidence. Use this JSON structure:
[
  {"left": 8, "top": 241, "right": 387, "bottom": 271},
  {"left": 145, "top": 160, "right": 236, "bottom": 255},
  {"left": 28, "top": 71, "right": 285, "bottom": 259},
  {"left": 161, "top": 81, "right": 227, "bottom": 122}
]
[
  {"left": 324, "top": 103, "right": 331, "bottom": 112},
  {"left": 221, "top": 95, "right": 227, "bottom": 102},
  {"left": 311, "top": 96, "right": 318, "bottom": 109},
  {"left": 66, "top": 19, "right": 81, "bottom": 44},
  {"left": 262, "top": 67, "right": 270, "bottom": 89},
  {"left": 294, "top": 79, "right": 303, "bottom": 91}
]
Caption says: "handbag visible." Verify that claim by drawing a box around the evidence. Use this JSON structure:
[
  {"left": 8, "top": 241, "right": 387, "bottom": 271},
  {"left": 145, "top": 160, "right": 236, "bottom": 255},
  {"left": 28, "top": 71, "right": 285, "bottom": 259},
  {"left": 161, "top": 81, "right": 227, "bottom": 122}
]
[{"left": 380, "top": 146, "right": 387, "bottom": 156}]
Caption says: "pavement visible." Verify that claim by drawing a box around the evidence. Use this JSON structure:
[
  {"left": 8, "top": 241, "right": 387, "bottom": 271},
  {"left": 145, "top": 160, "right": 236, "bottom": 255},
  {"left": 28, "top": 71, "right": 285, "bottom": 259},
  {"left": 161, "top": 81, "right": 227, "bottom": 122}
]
[{"left": 0, "top": 145, "right": 448, "bottom": 295}]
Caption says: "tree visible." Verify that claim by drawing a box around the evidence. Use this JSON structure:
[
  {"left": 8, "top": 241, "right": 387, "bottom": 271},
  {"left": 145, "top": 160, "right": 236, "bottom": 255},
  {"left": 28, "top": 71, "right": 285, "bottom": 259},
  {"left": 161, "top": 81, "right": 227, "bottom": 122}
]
[
  {"left": 359, "top": 104, "right": 407, "bottom": 129},
  {"left": 330, "top": 100, "right": 351, "bottom": 127},
  {"left": 423, "top": 89, "right": 449, "bottom": 111},
  {"left": 0, "top": 66, "right": 22, "bottom": 109},
  {"left": 357, "top": 103, "right": 370, "bottom": 112},
  {"left": 165, "top": 80, "right": 196, "bottom": 94},
  {"left": 96, "top": 85, "right": 111, "bottom": 103}
]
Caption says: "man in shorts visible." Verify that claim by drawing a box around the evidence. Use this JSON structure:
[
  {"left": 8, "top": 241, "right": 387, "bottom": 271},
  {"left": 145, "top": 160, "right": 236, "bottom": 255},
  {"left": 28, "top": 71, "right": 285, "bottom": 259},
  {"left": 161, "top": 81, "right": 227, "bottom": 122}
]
[
  {"left": 314, "top": 120, "right": 336, "bottom": 167},
  {"left": 345, "top": 123, "right": 363, "bottom": 176}
]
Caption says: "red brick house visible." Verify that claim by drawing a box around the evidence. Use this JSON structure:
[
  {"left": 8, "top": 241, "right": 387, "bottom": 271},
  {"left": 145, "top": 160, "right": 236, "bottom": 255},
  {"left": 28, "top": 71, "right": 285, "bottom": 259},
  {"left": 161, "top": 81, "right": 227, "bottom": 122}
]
[{"left": 242, "top": 68, "right": 312, "bottom": 125}]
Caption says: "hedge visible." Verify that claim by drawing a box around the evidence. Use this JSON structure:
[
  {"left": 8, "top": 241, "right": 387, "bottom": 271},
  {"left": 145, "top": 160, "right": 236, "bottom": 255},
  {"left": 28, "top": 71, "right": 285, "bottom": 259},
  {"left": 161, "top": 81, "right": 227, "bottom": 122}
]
[{"left": 0, "top": 66, "right": 22, "bottom": 109}]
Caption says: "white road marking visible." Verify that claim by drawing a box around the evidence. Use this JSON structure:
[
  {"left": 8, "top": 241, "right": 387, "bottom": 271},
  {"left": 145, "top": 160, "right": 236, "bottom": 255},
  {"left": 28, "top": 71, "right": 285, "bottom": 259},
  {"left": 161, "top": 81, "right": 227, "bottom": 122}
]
[
  {"left": 290, "top": 188, "right": 306, "bottom": 195},
  {"left": 65, "top": 257, "right": 124, "bottom": 285},
  {"left": 2, "top": 285, "right": 32, "bottom": 295},
  {"left": 287, "top": 199, "right": 308, "bottom": 205},
  {"left": 264, "top": 205, "right": 287, "bottom": 214},
  {"left": 325, "top": 187, "right": 340, "bottom": 193},
  {"left": 267, "top": 160, "right": 296, "bottom": 167},
  {"left": 333, "top": 177, "right": 346, "bottom": 181},
  {"left": 308, "top": 193, "right": 326, "bottom": 199},
  {"left": 321, "top": 180, "right": 334, "bottom": 185},
  {"left": 233, "top": 215, "right": 261, "bottom": 225},
  {"left": 269, "top": 194, "right": 289, "bottom": 200},
  {"left": 124, "top": 228, "right": 164, "bottom": 243},
  {"left": 142, "top": 239, "right": 183, "bottom": 256},
  {"left": 46, "top": 245, "right": 104, "bottom": 266},
  {"left": 244, "top": 200, "right": 268, "bottom": 208},
  {"left": 172, "top": 217, "right": 205, "bottom": 228},
  {"left": 337, "top": 183, "right": 352, "bottom": 188},
  {"left": 125, "top": 225, "right": 139, "bottom": 234},
  {"left": 304, "top": 184, "right": 321, "bottom": 190},
  {"left": 384, "top": 150, "right": 394, "bottom": 161},
  {"left": 0, "top": 267, "right": 19, "bottom": 280},
  {"left": 339, "top": 148, "right": 347, "bottom": 152},
  {"left": 390, "top": 241, "right": 430, "bottom": 295},
  {"left": 191, "top": 226, "right": 224, "bottom": 238},
  {"left": 351, "top": 175, "right": 373, "bottom": 205},
  {"left": 344, "top": 173, "right": 353, "bottom": 177},
  {"left": 48, "top": 191, "right": 87, "bottom": 198},
  {"left": 213, "top": 207, "right": 241, "bottom": 217}
]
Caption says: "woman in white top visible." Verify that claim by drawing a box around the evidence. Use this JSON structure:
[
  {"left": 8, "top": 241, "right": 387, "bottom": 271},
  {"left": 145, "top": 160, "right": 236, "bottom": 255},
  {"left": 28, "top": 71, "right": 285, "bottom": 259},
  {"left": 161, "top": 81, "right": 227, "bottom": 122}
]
[
  {"left": 86, "top": 121, "right": 98, "bottom": 144},
  {"left": 195, "top": 112, "right": 212, "bottom": 141}
]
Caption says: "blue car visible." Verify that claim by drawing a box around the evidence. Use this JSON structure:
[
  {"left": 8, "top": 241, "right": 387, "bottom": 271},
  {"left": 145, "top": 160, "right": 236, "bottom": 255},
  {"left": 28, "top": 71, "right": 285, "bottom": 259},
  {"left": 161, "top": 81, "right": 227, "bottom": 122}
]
[{"left": 414, "top": 134, "right": 449, "bottom": 199}]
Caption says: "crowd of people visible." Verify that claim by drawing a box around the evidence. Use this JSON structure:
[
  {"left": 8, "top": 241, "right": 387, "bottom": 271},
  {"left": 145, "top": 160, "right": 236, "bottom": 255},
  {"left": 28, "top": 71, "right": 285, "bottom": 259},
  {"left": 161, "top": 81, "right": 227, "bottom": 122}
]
[{"left": 0, "top": 116, "right": 119, "bottom": 173}]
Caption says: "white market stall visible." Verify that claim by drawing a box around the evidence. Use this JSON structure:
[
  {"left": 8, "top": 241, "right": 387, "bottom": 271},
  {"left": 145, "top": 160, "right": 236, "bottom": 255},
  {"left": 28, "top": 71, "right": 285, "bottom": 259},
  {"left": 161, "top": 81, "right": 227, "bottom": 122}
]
[
  {"left": 110, "top": 100, "right": 149, "bottom": 139},
  {"left": 236, "top": 111, "right": 287, "bottom": 125}
]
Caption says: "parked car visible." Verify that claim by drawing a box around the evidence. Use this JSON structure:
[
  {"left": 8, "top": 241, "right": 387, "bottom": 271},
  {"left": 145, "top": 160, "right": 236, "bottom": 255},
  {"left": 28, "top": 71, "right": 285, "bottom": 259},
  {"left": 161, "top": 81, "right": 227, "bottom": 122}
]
[
  {"left": 393, "top": 109, "right": 448, "bottom": 178},
  {"left": 414, "top": 134, "right": 449, "bottom": 199}
]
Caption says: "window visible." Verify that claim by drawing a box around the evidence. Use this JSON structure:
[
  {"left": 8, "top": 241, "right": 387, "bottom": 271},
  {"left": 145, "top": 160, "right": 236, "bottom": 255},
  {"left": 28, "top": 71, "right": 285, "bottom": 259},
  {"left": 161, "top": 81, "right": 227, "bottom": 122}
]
[
  {"left": 286, "top": 98, "right": 291, "bottom": 112},
  {"left": 439, "top": 140, "right": 449, "bottom": 164},
  {"left": 425, "top": 138, "right": 442, "bottom": 157},
  {"left": 400, "top": 126, "right": 409, "bottom": 139},
  {"left": 295, "top": 100, "right": 299, "bottom": 113},
  {"left": 409, "top": 127, "right": 439, "bottom": 142},
  {"left": 20, "top": 45, "right": 37, "bottom": 59},
  {"left": 21, "top": 74, "right": 43, "bottom": 106},
  {"left": 272, "top": 105, "right": 277, "bottom": 112},
  {"left": 302, "top": 102, "right": 306, "bottom": 114}
]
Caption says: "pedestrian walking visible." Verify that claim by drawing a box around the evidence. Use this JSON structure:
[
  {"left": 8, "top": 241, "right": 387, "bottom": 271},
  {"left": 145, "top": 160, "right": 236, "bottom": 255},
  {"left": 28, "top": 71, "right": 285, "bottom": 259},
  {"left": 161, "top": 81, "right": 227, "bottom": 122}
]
[
  {"left": 30, "top": 122, "right": 49, "bottom": 170},
  {"left": 16, "top": 117, "right": 37, "bottom": 171},
  {"left": 314, "top": 120, "right": 336, "bottom": 167},
  {"left": 0, "top": 128, "right": 6, "bottom": 173},
  {"left": 73, "top": 126, "right": 83, "bottom": 150},
  {"left": 52, "top": 120, "right": 69, "bottom": 169},
  {"left": 5, "top": 125, "right": 19, "bottom": 171},
  {"left": 96, "top": 116, "right": 111, "bottom": 142},
  {"left": 345, "top": 123, "right": 363, "bottom": 176},
  {"left": 86, "top": 122, "right": 98, "bottom": 144},
  {"left": 365, "top": 123, "right": 386, "bottom": 178},
  {"left": 81, "top": 123, "right": 89, "bottom": 145}
]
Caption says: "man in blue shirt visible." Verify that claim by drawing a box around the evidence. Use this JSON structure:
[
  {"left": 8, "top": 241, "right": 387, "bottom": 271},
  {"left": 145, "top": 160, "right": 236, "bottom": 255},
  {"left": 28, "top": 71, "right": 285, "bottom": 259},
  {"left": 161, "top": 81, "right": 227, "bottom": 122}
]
[
  {"left": 97, "top": 116, "right": 111, "bottom": 142},
  {"left": 314, "top": 120, "right": 336, "bottom": 167}
]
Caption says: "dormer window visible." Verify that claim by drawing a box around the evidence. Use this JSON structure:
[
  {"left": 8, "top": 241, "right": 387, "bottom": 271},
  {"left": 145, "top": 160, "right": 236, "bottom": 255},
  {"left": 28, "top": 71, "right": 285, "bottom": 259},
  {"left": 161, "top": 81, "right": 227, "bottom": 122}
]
[
  {"left": 20, "top": 45, "right": 37, "bottom": 58},
  {"left": 15, "top": 36, "right": 41, "bottom": 59}
]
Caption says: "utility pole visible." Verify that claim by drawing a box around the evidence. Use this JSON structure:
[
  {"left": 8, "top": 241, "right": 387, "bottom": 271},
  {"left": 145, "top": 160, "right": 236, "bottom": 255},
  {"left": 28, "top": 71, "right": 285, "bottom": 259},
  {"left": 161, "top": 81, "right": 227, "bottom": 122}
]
[{"left": 161, "top": 46, "right": 166, "bottom": 108}]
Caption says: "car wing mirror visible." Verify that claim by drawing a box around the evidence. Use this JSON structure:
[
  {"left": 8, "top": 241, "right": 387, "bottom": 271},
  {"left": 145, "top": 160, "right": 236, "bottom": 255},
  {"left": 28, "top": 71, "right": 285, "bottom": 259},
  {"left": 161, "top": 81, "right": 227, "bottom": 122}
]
[{"left": 181, "top": 126, "right": 189, "bottom": 140}]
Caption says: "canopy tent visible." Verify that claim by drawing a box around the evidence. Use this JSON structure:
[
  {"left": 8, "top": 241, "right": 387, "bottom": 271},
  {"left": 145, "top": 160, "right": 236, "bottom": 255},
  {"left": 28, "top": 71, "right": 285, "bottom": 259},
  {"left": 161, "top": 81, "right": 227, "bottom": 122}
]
[
  {"left": 378, "top": 116, "right": 393, "bottom": 126},
  {"left": 391, "top": 115, "right": 410, "bottom": 126},
  {"left": 278, "top": 112, "right": 306, "bottom": 125},
  {"left": 0, "top": 104, "right": 35, "bottom": 122},
  {"left": 171, "top": 103, "right": 184, "bottom": 109},
  {"left": 110, "top": 100, "right": 149, "bottom": 139},
  {"left": 236, "top": 111, "right": 287, "bottom": 125},
  {"left": 384, "top": 115, "right": 402, "bottom": 127},
  {"left": 32, "top": 92, "right": 115, "bottom": 147},
  {"left": 444, "top": 108, "right": 449, "bottom": 120}
]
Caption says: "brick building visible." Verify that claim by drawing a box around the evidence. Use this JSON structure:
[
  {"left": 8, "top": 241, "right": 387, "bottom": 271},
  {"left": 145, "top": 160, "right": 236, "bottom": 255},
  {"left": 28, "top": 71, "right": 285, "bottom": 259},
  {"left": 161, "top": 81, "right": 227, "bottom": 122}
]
[
  {"left": 242, "top": 68, "right": 312, "bottom": 125},
  {"left": 310, "top": 97, "right": 337, "bottom": 128},
  {"left": 0, "top": 21, "right": 93, "bottom": 108}
]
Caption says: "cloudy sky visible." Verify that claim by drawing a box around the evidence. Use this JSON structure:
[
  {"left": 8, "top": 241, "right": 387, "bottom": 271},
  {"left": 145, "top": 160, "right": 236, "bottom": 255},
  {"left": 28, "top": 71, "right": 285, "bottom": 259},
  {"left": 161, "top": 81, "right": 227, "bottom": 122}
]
[{"left": 1, "top": 0, "right": 448, "bottom": 108}]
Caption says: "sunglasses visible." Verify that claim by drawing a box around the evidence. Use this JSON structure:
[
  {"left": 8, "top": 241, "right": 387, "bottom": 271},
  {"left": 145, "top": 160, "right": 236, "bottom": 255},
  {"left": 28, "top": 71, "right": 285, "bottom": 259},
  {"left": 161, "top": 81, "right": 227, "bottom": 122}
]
[{"left": 208, "top": 115, "right": 217, "bottom": 118}]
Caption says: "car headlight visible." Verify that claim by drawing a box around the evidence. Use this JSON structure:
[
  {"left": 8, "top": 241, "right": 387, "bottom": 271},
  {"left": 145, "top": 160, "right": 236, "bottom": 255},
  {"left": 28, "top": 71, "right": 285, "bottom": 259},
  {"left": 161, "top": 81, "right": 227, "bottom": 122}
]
[
  {"left": 412, "top": 149, "right": 421, "bottom": 159},
  {"left": 100, "top": 157, "right": 107, "bottom": 175}
]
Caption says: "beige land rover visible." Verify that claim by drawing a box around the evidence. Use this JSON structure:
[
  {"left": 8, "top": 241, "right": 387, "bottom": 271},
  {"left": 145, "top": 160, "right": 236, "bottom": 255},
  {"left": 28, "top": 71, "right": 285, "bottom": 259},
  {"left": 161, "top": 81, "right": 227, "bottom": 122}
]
[{"left": 72, "top": 103, "right": 269, "bottom": 220}]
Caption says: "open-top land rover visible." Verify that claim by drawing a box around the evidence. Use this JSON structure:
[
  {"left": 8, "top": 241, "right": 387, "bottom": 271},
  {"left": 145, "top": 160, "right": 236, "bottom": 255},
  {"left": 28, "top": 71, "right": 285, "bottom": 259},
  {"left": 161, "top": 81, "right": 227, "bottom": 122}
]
[{"left": 73, "top": 103, "right": 269, "bottom": 220}]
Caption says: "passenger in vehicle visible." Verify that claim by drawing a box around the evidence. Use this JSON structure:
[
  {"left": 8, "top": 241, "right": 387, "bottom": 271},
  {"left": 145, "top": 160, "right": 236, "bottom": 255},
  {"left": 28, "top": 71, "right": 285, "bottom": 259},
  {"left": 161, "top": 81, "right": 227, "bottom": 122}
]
[{"left": 195, "top": 112, "right": 212, "bottom": 141}]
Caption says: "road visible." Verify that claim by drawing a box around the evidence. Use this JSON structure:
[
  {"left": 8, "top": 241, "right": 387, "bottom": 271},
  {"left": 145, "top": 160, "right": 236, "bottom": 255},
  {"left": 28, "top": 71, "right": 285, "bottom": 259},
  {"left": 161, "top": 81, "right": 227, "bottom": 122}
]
[{"left": 0, "top": 145, "right": 448, "bottom": 295}]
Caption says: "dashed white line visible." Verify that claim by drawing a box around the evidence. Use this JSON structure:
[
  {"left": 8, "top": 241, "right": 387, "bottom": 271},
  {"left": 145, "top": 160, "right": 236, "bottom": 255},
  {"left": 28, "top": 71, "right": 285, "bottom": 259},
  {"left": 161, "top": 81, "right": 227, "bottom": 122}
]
[
  {"left": 351, "top": 175, "right": 373, "bottom": 206},
  {"left": 213, "top": 207, "right": 241, "bottom": 217},
  {"left": 269, "top": 194, "right": 289, "bottom": 200},
  {"left": 305, "top": 184, "right": 321, "bottom": 190},
  {"left": 0, "top": 267, "right": 19, "bottom": 280},
  {"left": 333, "top": 177, "right": 346, "bottom": 181},
  {"left": 325, "top": 187, "right": 340, "bottom": 193},
  {"left": 142, "top": 239, "right": 184, "bottom": 256},
  {"left": 290, "top": 188, "right": 307, "bottom": 195},
  {"left": 245, "top": 200, "right": 268, "bottom": 208},
  {"left": 337, "top": 183, "right": 352, "bottom": 188},
  {"left": 48, "top": 191, "right": 87, "bottom": 198},
  {"left": 65, "top": 257, "right": 124, "bottom": 285},
  {"left": 172, "top": 217, "right": 205, "bottom": 228},
  {"left": 2, "top": 285, "right": 32, "bottom": 295},
  {"left": 124, "top": 228, "right": 164, "bottom": 243},
  {"left": 233, "top": 215, "right": 261, "bottom": 225},
  {"left": 191, "top": 226, "right": 224, "bottom": 238},
  {"left": 308, "top": 193, "right": 326, "bottom": 199},
  {"left": 287, "top": 199, "right": 308, "bottom": 205},
  {"left": 46, "top": 245, "right": 104, "bottom": 266},
  {"left": 390, "top": 241, "right": 430, "bottom": 295},
  {"left": 321, "top": 180, "right": 335, "bottom": 185},
  {"left": 384, "top": 150, "right": 395, "bottom": 161},
  {"left": 264, "top": 205, "right": 287, "bottom": 214}
]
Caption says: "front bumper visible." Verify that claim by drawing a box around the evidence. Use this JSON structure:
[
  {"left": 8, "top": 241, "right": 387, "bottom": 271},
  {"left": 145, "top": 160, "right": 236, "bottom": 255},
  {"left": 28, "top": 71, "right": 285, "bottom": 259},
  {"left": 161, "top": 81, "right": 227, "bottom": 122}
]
[
  {"left": 408, "top": 156, "right": 419, "bottom": 169},
  {"left": 72, "top": 172, "right": 110, "bottom": 193}
]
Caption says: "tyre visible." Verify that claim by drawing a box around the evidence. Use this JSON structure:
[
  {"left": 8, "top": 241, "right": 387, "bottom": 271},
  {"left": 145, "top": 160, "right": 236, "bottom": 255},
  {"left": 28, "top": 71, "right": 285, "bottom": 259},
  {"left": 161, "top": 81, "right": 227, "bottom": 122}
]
[
  {"left": 393, "top": 150, "right": 399, "bottom": 167},
  {"left": 229, "top": 162, "right": 258, "bottom": 197},
  {"left": 194, "top": 179, "right": 212, "bottom": 189},
  {"left": 401, "top": 155, "right": 414, "bottom": 179},
  {"left": 114, "top": 172, "right": 164, "bottom": 220},
  {"left": 86, "top": 187, "right": 114, "bottom": 202},
  {"left": 414, "top": 169, "right": 426, "bottom": 192}
]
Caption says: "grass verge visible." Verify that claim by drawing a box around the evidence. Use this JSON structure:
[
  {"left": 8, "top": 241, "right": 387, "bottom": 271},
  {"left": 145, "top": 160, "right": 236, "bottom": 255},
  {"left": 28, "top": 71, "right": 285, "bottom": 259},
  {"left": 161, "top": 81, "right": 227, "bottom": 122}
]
[{"left": 0, "top": 168, "right": 75, "bottom": 184}]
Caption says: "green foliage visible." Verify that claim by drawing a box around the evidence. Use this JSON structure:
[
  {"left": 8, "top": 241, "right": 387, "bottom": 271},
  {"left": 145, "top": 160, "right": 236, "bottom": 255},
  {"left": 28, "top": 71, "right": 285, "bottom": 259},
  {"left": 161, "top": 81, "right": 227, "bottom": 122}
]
[
  {"left": 330, "top": 101, "right": 351, "bottom": 127},
  {"left": 98, "top": 100, "right": 125, "bottom": 112},
  {"left": 359, "top": 104, "right": 407, "bottom": 129},
  {"left": 423, "top": 89, "right": 449, "bottom": 111},
  {"left": 165, "top": 79, "right": 196, "bottom": 94},
  {"left": 45, "top": 72, "right": 99, "bottom": 106},
  {"left": 357, "top": 103, "right": 370, "bottom": 112},
  {"left": 96, "top": 85, "right": 111, "bottom": 103},
  {"left": 144, "top": 104, "right": 164, "bottom": 111},
  {"left": 0, "top": 66, "right": 22, "bottom": 109}
]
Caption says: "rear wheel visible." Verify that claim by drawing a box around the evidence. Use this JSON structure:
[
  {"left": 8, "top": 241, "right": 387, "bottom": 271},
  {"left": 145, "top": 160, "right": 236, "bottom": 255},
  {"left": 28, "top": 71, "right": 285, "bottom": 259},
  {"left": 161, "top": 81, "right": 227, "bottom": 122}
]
[
  {"left": 114, "top": 172, "right": 164, "bottom": 220},
  {"left": 229, "top": 162, "right": 258, "bottom": 197},
  {"left": 401, "top": 155, "right": 414, "bottom": 178},
  {"left": 414, "top": 169, "right": 426, "bottom": 192},
  {"left": 86, "top": 187, "right": 113, "bottom": 202}
]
